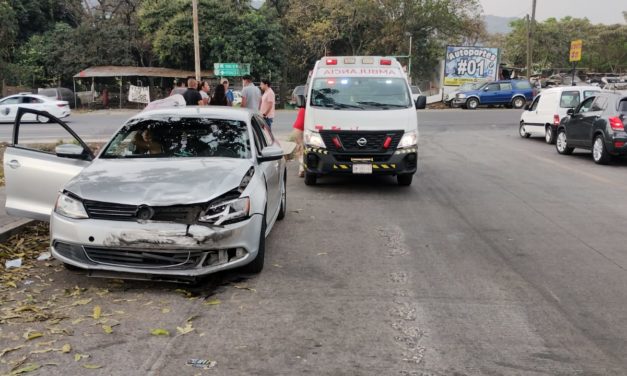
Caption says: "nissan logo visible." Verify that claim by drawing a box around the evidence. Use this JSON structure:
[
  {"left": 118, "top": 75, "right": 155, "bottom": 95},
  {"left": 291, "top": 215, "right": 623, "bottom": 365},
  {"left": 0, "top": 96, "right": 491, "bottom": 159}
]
[
  {"left": 356, "top": 137, "right": 368, "bottom": 147},
  {"left": 136, "top": 205, "right": 154, "bottom": 220}
]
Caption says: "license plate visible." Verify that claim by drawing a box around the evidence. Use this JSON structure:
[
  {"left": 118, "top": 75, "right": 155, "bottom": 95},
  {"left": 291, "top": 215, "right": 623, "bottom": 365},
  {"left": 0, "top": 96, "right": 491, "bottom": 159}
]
[{"left": 352, "top": 163, "right": 372, "bottom": 174}]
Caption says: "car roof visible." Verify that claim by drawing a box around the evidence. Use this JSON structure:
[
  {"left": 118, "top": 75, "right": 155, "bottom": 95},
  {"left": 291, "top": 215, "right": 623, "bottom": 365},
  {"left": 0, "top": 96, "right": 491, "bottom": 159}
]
[
  {"left": 4, "top": 93, "right": 54, "bottom": 101},
  {"left": 132, "top": 106, "right": 254, "bottom": 122},
  {"left": 540, "top": 86, "right": 601, "bottom": 94}
]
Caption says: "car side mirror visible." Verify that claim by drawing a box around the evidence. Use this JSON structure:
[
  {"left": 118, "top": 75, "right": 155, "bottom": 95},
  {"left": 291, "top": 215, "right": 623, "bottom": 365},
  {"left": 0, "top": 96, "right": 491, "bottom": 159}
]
[
  {"left": 55, "top": 144, "right": 89, "bottom": 160},
  {"left": 258, "top": 144, "right": 284, "bottom": 162},
  {"left": 414, "top": 95, "right": 427, "bottom": 110},
  {"left": 567, "top": 108, "right": 575, "bottom": 116},
  {"left": 295, "top": 94, "right": 306, "bottom": 108}
]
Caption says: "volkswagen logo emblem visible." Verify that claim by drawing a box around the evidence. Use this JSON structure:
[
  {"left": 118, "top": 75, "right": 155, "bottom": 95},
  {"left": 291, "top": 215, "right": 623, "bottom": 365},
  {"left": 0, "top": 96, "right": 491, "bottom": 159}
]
[
  {"left": 356, "top": 137, "right": 368, "bottom": 147},
  {"left": 136, "top": 205, "right": 154, "bottom": 220}
]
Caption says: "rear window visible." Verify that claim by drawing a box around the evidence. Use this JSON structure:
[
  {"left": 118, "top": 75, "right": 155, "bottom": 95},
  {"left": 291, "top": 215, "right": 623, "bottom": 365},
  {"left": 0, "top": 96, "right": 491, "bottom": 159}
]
[
  {"left": 38, "top": 88, "right": 57, "bottom": 98},
  {"left": 618, "top": 99, "right": 627, "bottom": 114},
  {"left": 560, "top": 91, "right": 580, "bottom": 108},
  {"left": 583, "top": 90, "right": 599, "bottom": 99},
  {"left": 499, "top": 83, "right": 512, "bottom": 91},
  {"left": 513, "top": 81, "right": 531, "bottom": 89}
]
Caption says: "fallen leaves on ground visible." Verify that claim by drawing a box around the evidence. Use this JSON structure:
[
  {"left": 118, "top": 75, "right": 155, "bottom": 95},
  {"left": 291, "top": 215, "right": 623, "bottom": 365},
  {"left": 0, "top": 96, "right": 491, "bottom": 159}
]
[
  {"left": 82, "top": 364, "right": 103, "bottom": 369},
  {"left": 150, "top": 328, "right": 170, "bottom": 336},
  {"left": 92, "top": 305, "right": 101, "bottom": 319}
]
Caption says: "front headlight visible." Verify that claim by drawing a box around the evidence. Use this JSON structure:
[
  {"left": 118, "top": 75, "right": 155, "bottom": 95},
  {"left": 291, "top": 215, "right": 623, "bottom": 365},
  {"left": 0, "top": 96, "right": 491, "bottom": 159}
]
[
  {"left": 199, "top": 197, "right": 250, "bottom": 225},
  {"left": 304, "top": 130, "right": 326, "bottom": 148},
  {"left": 456, "top": 93, "right": 466, "bottom": 99},
  {"left": 398, "top": 131, "right": 418, "bottom": 148},
  {"left": 54, "top": 193, "right": 88, "bottom": 219}
]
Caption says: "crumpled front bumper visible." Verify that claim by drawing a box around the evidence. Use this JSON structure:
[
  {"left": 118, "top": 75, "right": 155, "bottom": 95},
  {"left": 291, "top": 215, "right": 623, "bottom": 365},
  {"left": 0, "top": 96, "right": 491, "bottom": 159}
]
[
  {"left": 304, "top": 146, "right": 418, "bottom": 175},
  {"left": 50, "top": 212, "right": 263, "bottom": 279}
]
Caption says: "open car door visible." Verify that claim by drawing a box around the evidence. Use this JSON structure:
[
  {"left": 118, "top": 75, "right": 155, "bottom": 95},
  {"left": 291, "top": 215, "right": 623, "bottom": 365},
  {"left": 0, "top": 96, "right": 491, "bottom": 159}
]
[{"left": 4, "top": 107, "right": 94, "bottom": 221}]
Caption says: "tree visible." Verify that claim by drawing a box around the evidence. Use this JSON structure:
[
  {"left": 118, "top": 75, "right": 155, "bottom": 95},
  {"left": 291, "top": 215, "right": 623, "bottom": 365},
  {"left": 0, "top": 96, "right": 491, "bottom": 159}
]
[{"left": 139, "top": 0, "right": 284, "bottom": 79}]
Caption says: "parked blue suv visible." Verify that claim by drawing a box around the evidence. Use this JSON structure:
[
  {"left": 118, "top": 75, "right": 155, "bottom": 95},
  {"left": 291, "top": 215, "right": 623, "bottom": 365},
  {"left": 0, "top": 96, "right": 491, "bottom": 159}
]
[{"left": 452, "top": 80, "right": 534, "bottom": 110}]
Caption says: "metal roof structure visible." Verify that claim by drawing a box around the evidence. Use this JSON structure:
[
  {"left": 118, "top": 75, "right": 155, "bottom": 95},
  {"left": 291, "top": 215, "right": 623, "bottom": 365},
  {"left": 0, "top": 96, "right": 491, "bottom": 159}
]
[{"left": 74, "top": 66, "right": 214, "bottom": 78}]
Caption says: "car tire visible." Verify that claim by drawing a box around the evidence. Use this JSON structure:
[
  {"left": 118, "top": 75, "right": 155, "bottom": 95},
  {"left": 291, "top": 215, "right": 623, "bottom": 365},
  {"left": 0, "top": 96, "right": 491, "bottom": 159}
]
[
  {"left": 304, "top": 171, "right": 317, "bottom": 185},
  {"left": 397, "top": 173, "right": 413, "bottom": 186},
  {"left": 512, "top": 97, "right": 526, "bottom": 109},
  {"left": 556, "top": 129, "right": 574, "bottom": 155},
  {"left": 592, "top": 135, "right": 611, "bottom": 165},
  {"left": 241, "top": 209, "right": 266, "bottom": 274},
  {"left": 277, "top": 173, "right": 286, "bottom": 220},
  {"left": 466, "top": 98, "right": 479, "bottom": 110},
  {"left": 545, "top": 125, "right": 556, "bottom": 144},
  {"left": 36, "top": 115, "right": 49, "bottom": 124},
  {"left": 519, "top": 122, "right": 531, "bottom": 138}
]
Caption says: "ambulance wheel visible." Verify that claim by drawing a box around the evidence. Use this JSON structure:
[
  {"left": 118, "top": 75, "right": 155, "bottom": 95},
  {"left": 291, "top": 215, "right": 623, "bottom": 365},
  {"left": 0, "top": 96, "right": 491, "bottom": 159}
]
[
  {"left": 304, "top": 171, "right": 317, "bottom": 186},
  {"left": 397, "top": 174, "right": 413, "bottom": 186}
]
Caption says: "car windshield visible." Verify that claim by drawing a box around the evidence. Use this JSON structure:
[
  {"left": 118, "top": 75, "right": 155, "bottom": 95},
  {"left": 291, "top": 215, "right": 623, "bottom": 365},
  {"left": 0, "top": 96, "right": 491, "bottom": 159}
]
[
  {"left": 310, "top": 77, "right": 412, "bottom": 110},
  {"left": 101, "top": 117, "right": 251, "bottom": 159},
  {"left": 460, "top": 83, "right": 477, "bottom": 91}
]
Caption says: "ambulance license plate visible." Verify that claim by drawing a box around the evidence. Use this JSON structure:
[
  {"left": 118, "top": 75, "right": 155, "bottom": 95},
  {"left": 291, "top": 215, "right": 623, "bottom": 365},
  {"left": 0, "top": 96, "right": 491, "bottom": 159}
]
[{"left": 352, "top": 163, "right": 372, "bottom": 174}]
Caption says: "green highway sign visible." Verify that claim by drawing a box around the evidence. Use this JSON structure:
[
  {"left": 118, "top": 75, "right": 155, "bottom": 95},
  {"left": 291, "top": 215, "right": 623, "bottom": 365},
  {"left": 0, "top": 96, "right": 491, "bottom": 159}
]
[{"left": 214, "top": 63, "right": 251, "bottom": 77}]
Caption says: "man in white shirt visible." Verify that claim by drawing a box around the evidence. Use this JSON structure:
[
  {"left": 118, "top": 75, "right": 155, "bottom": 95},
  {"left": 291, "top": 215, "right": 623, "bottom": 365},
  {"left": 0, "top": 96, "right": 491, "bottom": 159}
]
[{"left": 240, "top": 74, "right": 262, "bottom": 112}]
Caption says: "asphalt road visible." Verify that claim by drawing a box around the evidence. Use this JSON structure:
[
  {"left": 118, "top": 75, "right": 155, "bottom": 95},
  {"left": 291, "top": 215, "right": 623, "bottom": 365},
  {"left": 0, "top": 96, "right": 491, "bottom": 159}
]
[{"left": 2, "top": 109, "right": 627, "bottom": 375}]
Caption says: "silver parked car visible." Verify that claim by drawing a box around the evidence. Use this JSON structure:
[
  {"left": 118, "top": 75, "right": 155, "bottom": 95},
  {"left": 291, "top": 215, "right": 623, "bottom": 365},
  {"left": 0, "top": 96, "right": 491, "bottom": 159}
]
[{"left": 4, "top": 106, "right": 287, "bottom": 281}]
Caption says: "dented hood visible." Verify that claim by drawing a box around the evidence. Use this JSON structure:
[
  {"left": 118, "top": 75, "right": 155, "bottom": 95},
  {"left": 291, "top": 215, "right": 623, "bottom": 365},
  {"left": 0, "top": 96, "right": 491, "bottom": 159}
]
[{"left": 65, "top": 158, "right": 251, "bottom": 206}]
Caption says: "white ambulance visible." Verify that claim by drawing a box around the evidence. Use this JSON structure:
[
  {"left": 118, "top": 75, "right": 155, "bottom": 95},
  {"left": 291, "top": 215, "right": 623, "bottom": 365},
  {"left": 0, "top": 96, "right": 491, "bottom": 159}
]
[{"left": 295, "top": 56, "right": 426, "bottom": 186}]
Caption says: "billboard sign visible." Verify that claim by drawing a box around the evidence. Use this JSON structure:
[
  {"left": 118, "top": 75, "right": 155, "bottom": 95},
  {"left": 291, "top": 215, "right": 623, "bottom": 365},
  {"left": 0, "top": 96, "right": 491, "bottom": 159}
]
[
  {"left": 444, "top": 46, "right": 499, "bottom": 86},
  {"left": 569, "top": 40, "right": 582, "bottom": 62}
]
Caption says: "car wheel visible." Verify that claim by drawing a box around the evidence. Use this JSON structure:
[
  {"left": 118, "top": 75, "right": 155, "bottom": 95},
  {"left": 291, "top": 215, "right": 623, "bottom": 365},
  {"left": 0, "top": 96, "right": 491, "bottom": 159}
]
[
  {"left": 512, "top": 97, "right": 525, "bottom": 109},
  {"left": 397, "top": 173, "right": 413, "bottom": 186},
  {"left": 241, "top": 209, "right": 266, "bottom": 274},
  {"left": 304, "top": 171, "right": 317, "bottom": 185},
  {"left": 277, "top": 173, "right": 286, "bottom": 220},
  {"left": 556, "top": 129, "right": 574, "bottom": 155},
  {"left": 545, "top": 125, "right": 555, "bottom": 144},
  {"left": 466, "top": 98, "right": 479, "bottom": 110},
  {"left": 592, "top": 135, "right": 611, "bottom": 165},
  {"left": 36, "top": 115, "right": 49, "bottom": 124},
  {"left": 519, "top": 122, "right": 530, "bottom": 138}
]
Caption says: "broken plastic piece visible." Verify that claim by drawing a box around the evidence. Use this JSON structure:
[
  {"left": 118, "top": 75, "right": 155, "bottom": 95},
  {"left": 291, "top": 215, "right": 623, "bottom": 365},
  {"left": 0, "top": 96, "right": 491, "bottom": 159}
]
[
  {"left": 37, "top": 252, "right": 52, "bottom": 261},
  {"left": 5, "top": 258, "right": 22, "bottom": 269},
  {"left": 186, "top": 359, "right": 217, "bottom": 369}
]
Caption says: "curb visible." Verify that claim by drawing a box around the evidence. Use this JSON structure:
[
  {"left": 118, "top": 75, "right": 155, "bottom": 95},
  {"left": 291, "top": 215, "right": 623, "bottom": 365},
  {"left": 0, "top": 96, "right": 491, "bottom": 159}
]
[{"left": 0, "top": 219, "right": 36, "bottom": 243}]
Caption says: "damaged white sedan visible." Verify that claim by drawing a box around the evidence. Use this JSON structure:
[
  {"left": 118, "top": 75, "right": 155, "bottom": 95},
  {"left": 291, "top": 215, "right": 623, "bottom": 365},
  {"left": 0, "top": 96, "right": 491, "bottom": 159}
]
[{"left": 4, "top": 106, "right": 286, "bottom": 281}]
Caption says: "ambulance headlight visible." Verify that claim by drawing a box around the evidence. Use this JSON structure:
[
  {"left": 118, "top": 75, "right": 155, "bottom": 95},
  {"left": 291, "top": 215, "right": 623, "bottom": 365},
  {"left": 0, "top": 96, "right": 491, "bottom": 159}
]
[
  {"left": 398, "top": 131, "right": 418, "bottom": 148},
  {"left": 304, "top": 130, "right": 326, "bottom": 148}
]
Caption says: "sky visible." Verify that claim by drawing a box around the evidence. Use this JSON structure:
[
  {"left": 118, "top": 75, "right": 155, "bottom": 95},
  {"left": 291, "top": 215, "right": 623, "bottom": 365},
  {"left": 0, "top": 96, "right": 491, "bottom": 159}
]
[{"left": 479, "top": 0, "right": 626, "bottom": 24}]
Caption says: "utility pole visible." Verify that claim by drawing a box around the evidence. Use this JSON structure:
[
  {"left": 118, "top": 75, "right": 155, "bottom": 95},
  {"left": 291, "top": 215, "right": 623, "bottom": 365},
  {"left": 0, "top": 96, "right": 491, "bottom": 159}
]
[
  {"left": 408, "top": 34, "right": 413, "bottom": 84},
  {"left": 526, "top": 0, "right": 537, "bottom": 79},
  {"left": 192, "top": 0, "right": 201, "bottom": 81}
]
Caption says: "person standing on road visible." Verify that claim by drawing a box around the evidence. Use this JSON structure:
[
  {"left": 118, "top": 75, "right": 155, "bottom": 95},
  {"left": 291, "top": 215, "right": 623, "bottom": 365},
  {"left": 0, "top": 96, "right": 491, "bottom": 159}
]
[
  {"left": 292, "top": 106, "right": 306, "bottom": 177},
  {"left": 170, "top": 79, "right": 186, "bottom": 96},
  {"left": 183, "top": 78, "right": 203, "bottom": 106},
  {"left": 221, "top": 78, "right": 234, "bottom": 106},
  {"left": 199, "top": 81, "right": 210, "bottom": 105},
  {"left": 259, "top": 79, "right": 276, "bottom": 128},
  {"left": 241, "top": 75, "right": 261, "bottom": 112},
  {"left": 210, "top": 84, "right": 229, "bottom": 106}
]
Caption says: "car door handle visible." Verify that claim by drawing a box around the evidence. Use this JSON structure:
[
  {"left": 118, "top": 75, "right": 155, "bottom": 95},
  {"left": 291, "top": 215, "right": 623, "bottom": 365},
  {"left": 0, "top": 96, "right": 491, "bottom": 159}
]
[{"left": 7, "top": 160, "right": 20, "bottom": 169}]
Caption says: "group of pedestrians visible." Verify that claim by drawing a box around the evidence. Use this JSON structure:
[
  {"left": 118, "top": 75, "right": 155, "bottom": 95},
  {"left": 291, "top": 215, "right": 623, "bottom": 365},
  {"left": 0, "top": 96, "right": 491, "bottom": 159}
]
[{"left": 169, "top": 75, "right": 275, "bottom": 128}]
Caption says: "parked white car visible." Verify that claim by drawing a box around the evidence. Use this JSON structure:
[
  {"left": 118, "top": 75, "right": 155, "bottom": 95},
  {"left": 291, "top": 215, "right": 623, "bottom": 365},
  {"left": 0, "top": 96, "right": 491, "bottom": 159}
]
[
  {"left": 519, "top": 86, "right": 600, "bottom": 143},
  {"left": 0, "top": 93, "right": 70, "bottom": 123},
  {"left": 4, "top": 106, "right": 286, "bottom": 282}
]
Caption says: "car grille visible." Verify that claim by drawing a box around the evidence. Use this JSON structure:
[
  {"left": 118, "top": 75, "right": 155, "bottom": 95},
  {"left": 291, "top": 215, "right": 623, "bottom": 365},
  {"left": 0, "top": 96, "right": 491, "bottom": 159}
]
[
  {"left": 83, "top": 200, "right": 203, "bottom": 223},
  {"left": 83, "top": 246, "right": 205, "bottom": 269},
  {"left": 320, "top": 130, "right": 403, "bottom": 152}
]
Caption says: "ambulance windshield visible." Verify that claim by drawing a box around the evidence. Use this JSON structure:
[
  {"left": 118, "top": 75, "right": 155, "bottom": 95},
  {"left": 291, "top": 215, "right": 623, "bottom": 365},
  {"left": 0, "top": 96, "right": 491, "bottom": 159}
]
[{"left": 310, "top": 77, "right": 412, "bottom": 110}]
